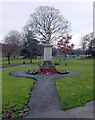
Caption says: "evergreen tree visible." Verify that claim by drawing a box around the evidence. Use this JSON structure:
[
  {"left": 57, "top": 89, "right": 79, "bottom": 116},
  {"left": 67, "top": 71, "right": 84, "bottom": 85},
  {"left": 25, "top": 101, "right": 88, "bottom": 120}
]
[{"left": 21, "top": 30, "right": 39, "bottom": 63}]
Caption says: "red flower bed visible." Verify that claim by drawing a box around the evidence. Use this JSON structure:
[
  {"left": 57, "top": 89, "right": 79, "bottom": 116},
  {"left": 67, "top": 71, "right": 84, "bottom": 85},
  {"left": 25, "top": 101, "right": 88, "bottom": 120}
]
[{"left": 40, "top": 72, "right": 57, "bottom": 74}]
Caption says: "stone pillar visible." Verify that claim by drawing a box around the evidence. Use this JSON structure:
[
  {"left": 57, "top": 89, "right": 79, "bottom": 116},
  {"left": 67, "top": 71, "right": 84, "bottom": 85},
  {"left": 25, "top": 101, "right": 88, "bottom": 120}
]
[
  {"left": 44, "top": 45, "right": 52, "bottom": 61},
  {"left": 39, "top": 28, "right": 57, "bottom": 73}
]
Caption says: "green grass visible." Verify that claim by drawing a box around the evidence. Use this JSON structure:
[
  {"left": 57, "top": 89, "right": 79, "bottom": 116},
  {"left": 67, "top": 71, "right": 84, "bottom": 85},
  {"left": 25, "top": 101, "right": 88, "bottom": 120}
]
[
  {"left": 1, "top": 57, "right": 44, "bottom": 68},
  {"left": 1, "top": 56, "right": 76, "bottom": 68},
  {"left": 2, "top": 65, "right": 39, "bottom": 118},
  {"left": 56, "top": 58, "right": 93, "bottom": 110},
  {"left": 1, "top": 57, "right": 94, "bottom": 118}
]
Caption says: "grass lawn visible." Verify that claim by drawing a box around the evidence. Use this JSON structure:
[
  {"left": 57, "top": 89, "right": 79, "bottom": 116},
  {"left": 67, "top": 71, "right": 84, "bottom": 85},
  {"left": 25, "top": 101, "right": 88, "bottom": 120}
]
[
  {"left": 1, "top": 57, "right": 94, "bottom": 118},
  {"left": 1, "top": 56, "right": 75, "bottom": 68},
  {"left": 56, "top": 58, "right": 94, "bottom": 110},
  {"left": 2, "top": 65, "right": 39, "bottom": 118},
  {"left": 1, "top": 57, "right": 44, "bottom": 68}
]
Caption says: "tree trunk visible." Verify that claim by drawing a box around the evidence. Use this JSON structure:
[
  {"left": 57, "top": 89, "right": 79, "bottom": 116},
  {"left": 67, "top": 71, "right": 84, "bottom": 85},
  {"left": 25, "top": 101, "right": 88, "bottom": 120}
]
[
  {"left": 30, "top": 57, "right": 32, "bottom": 63},
  {"left": 82, "top": 49, "right": 85, "bottom": 59},
  {"left": 64, "top": 57, "right": 67, "bottom": 66},
  {"left": 8, "top": 56, "right": 10, "bottom": 64}
]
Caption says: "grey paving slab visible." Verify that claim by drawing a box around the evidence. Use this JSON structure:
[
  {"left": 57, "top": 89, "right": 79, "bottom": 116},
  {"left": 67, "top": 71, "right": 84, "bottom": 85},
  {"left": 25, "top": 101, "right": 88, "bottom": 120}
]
[{"left": 64, "top": 100, "right": 94, "bottom": 118}]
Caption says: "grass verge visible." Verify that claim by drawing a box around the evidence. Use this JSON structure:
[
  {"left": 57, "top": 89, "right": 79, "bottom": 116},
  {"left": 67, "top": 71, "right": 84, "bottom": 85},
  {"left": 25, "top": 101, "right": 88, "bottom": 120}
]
[
  {"left": 56, "top": 58, "right": 93, "bottom": 110},
  {"left": 2, "top": 65, "right": 39, "bottom": 118}
]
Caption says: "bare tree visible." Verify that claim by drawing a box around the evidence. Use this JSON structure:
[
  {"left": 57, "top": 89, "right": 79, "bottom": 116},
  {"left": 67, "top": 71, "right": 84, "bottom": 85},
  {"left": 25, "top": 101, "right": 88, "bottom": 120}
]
[
  {"left": 4, "top": 30, "right": 21, "bottom": 44},
  {"left": 2, "top": 44, "right": 15, "bottom": 64},
  {"left": 24, "top": 6, "right": 71, "bottom": 44},
  {"left": 4, "top": 30, "right": 22, "bottom": 58},
  {"left": 82, "top": 32, "right": 94, "bottom": 58},
  {"left": 2, "top": 30, "right": 21, "bottom": 64},
  {"left": 82, "top": 36, "right": 88, "bottom": 58}
]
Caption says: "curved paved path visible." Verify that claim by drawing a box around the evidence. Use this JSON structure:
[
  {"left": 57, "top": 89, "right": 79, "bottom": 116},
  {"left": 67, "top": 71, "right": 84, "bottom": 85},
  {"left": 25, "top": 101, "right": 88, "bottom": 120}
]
[
  {"left": 11, "top": 70, "right": 93, "bottom": 118},
  {"left": 0, "top": 64, "right": 32, "bottom": 70}
]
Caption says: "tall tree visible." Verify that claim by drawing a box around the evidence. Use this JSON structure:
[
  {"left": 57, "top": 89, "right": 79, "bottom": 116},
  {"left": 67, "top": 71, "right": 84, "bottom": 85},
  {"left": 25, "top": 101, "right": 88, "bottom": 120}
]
[
  {"left": 57, "top": 35, "right": 74, "bottom": 64},
  {"left": 82, "top": 32, "right": 94, "bottom": 57},
  {"left": 4, "top": 30, "right": 22, "bottom": 57},
  {"left": 4, "top": 30, "right": 21, "bottom": 45},
  {"left": 57, "top": 35, "right": 74, "bottom": 55},
  {"left": 24, "top": 6, "right": 71, "bottom": 44},
  {"left": 21, "top": 30, "right": 39, "bottom": 63},
  {"left": 88, "top": 38, "right": 95, "bottom": 56},
  {"left": 2, "top": 30, "right": 21, "bottom": 64},
  {"left": 2, "top": 43, "right": 15, "bottom": 64}
]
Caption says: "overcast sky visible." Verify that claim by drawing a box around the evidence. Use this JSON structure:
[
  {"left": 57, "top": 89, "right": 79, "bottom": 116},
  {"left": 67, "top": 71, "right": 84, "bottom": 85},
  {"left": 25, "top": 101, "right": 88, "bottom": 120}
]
[{"left": 0, "top": 0, "right": 94, "bottom": 48}]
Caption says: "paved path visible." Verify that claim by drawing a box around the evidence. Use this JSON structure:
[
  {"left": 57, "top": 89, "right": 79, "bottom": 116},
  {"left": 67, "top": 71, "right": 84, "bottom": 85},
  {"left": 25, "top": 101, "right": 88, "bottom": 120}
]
[
  {"left": 0, "top": 64, "right": 32, "bottom": 70},
  {"left": 11, "top": 70, "right": 93, "bottom": 118}
]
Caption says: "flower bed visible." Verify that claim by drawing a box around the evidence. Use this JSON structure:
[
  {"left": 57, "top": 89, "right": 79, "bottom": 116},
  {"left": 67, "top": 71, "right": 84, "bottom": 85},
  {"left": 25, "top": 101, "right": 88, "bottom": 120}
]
[{"left": 40, "top": 71, "right": 58, "bottom": 74}]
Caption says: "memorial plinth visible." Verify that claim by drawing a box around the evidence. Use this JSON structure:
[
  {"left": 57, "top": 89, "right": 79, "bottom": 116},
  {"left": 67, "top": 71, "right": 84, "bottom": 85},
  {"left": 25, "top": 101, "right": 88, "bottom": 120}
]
[
  {"left": 44, "top": 44, "right": 52, "bottom": 61},
  {"left": 39, "top": 44, "right": 57, "bottom": 73}
]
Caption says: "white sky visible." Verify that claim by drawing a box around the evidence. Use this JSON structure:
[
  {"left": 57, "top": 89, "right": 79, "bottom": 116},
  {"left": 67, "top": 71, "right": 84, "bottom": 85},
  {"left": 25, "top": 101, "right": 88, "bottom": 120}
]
[{"left": 0, "top": 0, "right": 94, "bottom": 49}]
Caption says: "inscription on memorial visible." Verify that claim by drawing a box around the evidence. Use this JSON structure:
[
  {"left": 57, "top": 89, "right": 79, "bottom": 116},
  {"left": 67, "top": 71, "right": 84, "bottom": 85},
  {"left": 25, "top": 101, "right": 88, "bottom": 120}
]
[{"left": 44, "top": 45, "right": 52, "bottom": 60}]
